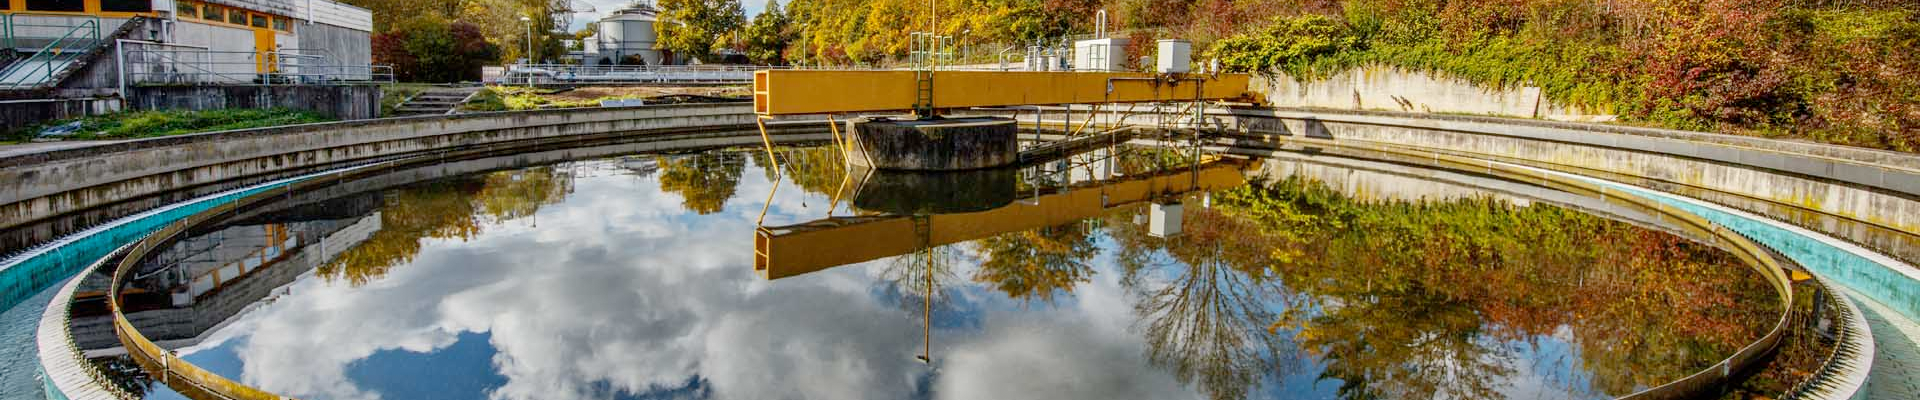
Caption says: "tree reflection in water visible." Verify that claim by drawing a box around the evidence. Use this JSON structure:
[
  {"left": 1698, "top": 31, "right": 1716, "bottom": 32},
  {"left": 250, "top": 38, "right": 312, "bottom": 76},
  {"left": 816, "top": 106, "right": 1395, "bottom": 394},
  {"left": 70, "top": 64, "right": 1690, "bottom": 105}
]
[
  {"left": 1192, "top": 176, "right": 1774, "bottom": 399},
  {"left": 657, "top": 152, "right": 746, "bottom": 215},
  {"left": 1105, "top": 206, "right": 1300, "bottom": 400},
  {"left": 972, "top": 222, "right": 1100, "bottom": 304},
  {"left": 849, "top": 153, "right": 1769, "bottom": 399},
  {"left": 316, "top": 167, "right": 572, "bottom": 287}
]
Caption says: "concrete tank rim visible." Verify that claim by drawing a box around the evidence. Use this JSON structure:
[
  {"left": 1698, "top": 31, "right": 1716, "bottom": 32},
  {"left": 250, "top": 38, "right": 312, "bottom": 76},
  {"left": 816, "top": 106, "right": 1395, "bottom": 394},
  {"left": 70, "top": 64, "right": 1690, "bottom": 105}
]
[{"left": 0, "top": 102, "right": 752, "bottom": 169}]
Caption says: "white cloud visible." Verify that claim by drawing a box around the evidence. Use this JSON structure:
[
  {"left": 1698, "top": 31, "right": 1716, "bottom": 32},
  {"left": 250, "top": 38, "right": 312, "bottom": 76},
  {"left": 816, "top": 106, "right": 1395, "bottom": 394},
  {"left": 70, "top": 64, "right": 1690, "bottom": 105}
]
[{"left": 226, "top": 164, "right": 934, "bottom": 400}]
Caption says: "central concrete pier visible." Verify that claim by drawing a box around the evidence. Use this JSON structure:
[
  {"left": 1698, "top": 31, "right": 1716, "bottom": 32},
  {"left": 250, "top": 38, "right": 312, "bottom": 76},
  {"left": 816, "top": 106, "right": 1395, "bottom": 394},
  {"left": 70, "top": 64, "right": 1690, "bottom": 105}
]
[{"left": 846, "top": 117, "right": 1017, "bottom": 171}]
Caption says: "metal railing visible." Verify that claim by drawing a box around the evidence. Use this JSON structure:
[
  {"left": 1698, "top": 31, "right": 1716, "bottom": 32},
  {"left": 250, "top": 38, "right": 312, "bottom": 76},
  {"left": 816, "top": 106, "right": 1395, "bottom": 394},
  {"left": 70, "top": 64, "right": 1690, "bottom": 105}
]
[
  {"left": 123, "top": 47, "right": 393, "bottom": 85},
  {"left": 0, "top": 14, "right": 101, "bottom": 89},
  {"left": 3, "top": 13, "right": 101, "bottom": 50},
  {"left": 500, "top": 64, "right": 862, "bottom": 85}
]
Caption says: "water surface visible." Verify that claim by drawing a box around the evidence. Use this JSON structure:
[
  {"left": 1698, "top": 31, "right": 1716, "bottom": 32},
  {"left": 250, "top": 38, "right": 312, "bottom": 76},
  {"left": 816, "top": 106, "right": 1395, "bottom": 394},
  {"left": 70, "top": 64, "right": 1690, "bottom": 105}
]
[{"left": 92, "top": 145, "right": 1777, "bottom": 400}]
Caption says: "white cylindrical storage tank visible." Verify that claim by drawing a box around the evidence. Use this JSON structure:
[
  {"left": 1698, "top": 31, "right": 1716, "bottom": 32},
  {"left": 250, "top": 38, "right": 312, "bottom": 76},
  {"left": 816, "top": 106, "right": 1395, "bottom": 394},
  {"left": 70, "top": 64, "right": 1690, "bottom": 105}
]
[{"left": 598, "top": 5, "right": 664, "bottom": 65}]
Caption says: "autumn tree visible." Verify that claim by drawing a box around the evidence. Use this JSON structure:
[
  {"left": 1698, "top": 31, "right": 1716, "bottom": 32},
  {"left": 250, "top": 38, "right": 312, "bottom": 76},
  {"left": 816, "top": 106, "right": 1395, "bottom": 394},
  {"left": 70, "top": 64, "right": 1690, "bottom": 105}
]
[
  {"left": 742, "top": 0, "right": 792, "bottom": 64},
  {"left": 344, "top": 0, "right": 562, "bottom": 58},
  {"left": 657, "top": 0, "right": 748, "bottom": 62},
  {"left": 377, "top": 17, "right": 501, "bottom": 82}
]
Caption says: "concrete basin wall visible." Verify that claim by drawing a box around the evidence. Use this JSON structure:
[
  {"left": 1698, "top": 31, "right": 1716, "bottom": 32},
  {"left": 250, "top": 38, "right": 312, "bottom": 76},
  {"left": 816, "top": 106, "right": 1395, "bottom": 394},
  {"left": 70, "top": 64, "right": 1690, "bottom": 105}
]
[
  {"left": 1219, "top": 108, "right": 1920, "bottom": 266},
  {"left": 0, "top": 104, "right": 767, "bottom": 234}
]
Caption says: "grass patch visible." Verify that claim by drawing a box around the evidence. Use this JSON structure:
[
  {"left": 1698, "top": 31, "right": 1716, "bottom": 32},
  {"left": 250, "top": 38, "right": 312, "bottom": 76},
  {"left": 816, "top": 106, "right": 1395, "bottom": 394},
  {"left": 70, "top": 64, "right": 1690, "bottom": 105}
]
[
  {"left": 460, "top": 87, "right": 509, "bottom": 112},
  {"left": 14, "top": 108, "right": 334, "bottom": 141}
]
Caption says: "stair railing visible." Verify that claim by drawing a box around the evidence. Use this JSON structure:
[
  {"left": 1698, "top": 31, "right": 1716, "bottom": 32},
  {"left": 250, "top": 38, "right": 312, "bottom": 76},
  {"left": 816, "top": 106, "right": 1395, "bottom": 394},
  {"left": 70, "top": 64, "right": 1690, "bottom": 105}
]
[{"left": 0, "top": 13, "right": 101, "bottom": 89}]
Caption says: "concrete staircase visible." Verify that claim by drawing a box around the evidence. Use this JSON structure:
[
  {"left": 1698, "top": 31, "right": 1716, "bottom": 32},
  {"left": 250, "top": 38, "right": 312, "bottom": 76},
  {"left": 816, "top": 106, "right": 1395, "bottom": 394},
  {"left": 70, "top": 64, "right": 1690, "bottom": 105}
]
[{"left": 394, "top": 87, "right": 480, "bottom": 116}]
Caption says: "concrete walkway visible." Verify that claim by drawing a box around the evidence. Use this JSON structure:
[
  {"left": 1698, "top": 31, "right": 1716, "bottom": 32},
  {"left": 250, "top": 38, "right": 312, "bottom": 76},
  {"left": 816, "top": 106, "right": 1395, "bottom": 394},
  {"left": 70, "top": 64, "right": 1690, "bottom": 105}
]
[{"left": 0, "top": 140, "right": 126, "bottom": 159}]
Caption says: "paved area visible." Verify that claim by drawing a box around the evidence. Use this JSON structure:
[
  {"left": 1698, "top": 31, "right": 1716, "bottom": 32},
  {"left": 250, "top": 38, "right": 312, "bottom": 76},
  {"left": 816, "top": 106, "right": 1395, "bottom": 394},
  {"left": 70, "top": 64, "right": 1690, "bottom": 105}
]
[{"left": 0, "top": 140, "right": 125, "bottom": 159}]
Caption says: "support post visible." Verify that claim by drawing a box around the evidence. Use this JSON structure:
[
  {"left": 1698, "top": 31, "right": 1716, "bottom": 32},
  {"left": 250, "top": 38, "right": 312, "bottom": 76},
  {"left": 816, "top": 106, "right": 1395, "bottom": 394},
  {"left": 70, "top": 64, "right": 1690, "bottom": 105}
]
[{"left": 754, "top": 116, "right": 781, "bottom": 174}]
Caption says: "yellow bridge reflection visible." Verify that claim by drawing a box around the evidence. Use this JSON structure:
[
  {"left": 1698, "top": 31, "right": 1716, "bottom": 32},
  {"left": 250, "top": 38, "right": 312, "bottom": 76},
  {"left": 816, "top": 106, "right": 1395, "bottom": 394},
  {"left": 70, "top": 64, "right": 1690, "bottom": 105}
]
[{"left": 754, "top": 160, "right": 1253, "bottom": 279}]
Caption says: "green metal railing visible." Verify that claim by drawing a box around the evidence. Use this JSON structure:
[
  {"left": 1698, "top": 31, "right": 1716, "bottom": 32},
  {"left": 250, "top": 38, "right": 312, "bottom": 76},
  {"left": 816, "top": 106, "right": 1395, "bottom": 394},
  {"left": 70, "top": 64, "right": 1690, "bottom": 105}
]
[{"left": 0, "top": 13, "right": 101, "bottom": 88}]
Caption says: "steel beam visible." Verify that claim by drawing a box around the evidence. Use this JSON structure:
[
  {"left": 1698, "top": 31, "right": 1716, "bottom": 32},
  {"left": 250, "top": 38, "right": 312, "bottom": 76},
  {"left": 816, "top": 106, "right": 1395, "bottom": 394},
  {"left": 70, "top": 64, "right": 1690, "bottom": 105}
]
[
  {"left": 753, "top": 160, "right": 1252, "bottom": 279},
  {"left": 752, "top": 70, "right": 1254, "bottom": 115}
]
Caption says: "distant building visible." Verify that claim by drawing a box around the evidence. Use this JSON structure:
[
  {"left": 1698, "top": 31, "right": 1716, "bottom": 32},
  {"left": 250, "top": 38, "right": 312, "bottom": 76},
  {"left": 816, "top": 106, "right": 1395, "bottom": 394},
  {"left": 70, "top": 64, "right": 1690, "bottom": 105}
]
[
  {"left": 582, "top": 2, "right": 680, "bottom": 65},
  {"left": 0, "top": 0, "right": 382, "bottom": 128},
  {"left": 165, "top": 0, "right": 376, "bottom": 81}
]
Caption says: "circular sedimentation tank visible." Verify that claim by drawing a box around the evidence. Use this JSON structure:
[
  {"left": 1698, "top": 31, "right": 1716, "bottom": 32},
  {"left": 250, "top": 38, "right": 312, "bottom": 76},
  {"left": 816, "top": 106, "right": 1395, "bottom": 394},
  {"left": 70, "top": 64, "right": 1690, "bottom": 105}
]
[{"left": 72, "top": 135, "right": 1796, "bottom": 400}]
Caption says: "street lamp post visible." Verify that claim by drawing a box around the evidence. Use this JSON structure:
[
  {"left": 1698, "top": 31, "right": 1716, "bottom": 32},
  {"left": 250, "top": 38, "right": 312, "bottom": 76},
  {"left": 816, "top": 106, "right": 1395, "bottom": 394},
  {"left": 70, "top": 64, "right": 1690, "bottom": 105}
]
[{"left": 521, "top": 16, "right": 534, "bottom": 87}]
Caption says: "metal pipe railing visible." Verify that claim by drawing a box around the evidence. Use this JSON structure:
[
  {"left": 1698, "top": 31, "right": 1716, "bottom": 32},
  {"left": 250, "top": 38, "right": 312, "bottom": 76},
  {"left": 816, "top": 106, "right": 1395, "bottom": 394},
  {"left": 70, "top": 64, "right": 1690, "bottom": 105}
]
[
  {"left": 123, "top": 47, "right": 393, "bottom": 85},
  {"left": 0, "top": 14, "right": 101, "bottom": 89}
]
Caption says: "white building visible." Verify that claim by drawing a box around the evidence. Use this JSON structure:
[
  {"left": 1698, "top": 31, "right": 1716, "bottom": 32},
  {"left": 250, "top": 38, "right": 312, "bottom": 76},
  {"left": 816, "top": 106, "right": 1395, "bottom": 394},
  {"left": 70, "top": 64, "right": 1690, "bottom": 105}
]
[
  {"left": 0, "top": 0, "right": 375, "bottom": 86},
  {"left": 583, "top": 2, "right": 676, "bottom": 65},
  {"left": 161, "top": 0, "right": 376, "bottom": 82}
]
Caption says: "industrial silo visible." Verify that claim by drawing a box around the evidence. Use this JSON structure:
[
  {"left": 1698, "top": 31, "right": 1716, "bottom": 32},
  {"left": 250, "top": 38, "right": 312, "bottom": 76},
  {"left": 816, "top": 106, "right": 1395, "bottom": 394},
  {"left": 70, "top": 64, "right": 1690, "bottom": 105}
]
[{"left": 591, "top": 2, "right": 667, "bottom": 65}]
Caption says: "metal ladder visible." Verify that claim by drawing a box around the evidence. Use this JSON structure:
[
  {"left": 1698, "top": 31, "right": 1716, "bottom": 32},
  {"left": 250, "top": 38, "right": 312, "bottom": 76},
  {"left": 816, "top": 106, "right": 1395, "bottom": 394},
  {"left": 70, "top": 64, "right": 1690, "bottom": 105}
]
[{"left": 909, "top": 32, "right": 950, "bottom": 118}]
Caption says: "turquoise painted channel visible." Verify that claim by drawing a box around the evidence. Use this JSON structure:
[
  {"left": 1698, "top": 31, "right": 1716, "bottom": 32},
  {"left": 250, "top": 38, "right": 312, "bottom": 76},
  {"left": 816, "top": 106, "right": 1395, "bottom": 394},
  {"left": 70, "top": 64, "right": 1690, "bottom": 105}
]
[
  {"left": 0, "top": 180, "right": 299, "bottom": 312},
  {"left": 40, "top": 364, "right": 68, "bottom": 400},
  {"left": 1594, "top": 182, "right": 1920, "bottom": 322}
]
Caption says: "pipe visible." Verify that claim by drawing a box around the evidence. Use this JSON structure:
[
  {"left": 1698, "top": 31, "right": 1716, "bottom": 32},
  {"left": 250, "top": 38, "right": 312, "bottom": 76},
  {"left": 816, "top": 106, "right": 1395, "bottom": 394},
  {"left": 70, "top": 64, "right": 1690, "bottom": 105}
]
[{"left": 1096, "top": 10, "right": 1106, "bottom": 39}]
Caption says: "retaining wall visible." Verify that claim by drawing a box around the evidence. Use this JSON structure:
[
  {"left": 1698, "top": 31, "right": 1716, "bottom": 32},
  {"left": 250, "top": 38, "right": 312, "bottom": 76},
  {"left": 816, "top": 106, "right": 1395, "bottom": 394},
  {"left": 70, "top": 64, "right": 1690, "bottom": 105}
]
[
  {"left": 1252, "top": 64, "right": 1616, "bottom": 122},
  {"left": 1222, "top": 108, "right": 1920, "bottom": 266},
  {"left": 0, "top": 103, "right": 767, "bottom": 235},
  {"left": 126, "top": 84, "right": 384, "bottom": 120}
]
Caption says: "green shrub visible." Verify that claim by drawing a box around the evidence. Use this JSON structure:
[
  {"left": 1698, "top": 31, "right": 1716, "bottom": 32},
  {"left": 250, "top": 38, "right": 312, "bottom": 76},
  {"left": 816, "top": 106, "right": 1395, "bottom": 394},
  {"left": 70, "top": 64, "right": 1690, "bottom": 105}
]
[
  {"left": 1212, "top": 15, "right": 1363, "bottom": 77},
  {"left": 460, "top": 88, "right": 509, "bottom": 112},
  {"left": 1206, "top": 1, "right": 1919, "bottom": 152}
]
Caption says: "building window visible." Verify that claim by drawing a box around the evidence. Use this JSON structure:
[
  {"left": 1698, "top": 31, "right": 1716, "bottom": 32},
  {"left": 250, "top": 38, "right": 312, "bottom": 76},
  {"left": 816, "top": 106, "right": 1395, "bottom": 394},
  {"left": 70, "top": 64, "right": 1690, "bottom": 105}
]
[
  {"left": 272, "top": 17, "right": 290, "bottom": 32},
  {"left": 101, "top": 0, "right": 151, "bottom": 12},
  {"left": 175, "top": 1, "right": 197, "bottom": 18},
  {"left": 24, "top": 0, "right": 85, "bottom": 12},
  {"left": 251, "top": 14, "right": 268, "bottom": 28},
  {"left": 202, "top": 5, "right": 223, "bottom": 21},
  {"left": 227, "top": 8, "right": 246, "bottom": 25}
]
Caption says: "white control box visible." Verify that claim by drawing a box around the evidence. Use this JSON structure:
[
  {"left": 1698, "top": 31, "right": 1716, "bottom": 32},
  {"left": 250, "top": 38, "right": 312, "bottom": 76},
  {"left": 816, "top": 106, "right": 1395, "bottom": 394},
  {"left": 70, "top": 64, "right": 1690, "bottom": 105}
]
[
  {"left": 1156, "top": 39, "right": 1191, "bottom": 74},
  {"left": 1073, "top": 38, "right": 1128, "bottom": 71},
  {"left": 1149, "top": 201, "right": 1183, "bottom": 238}
]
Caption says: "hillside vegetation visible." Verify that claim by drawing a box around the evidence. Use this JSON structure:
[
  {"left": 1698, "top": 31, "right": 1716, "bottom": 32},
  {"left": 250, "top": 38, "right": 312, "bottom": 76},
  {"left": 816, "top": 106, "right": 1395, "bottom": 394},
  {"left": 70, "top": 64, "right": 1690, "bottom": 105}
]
[{"left": 766, "top": 0, "right": 1917, "bottom": 151}]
